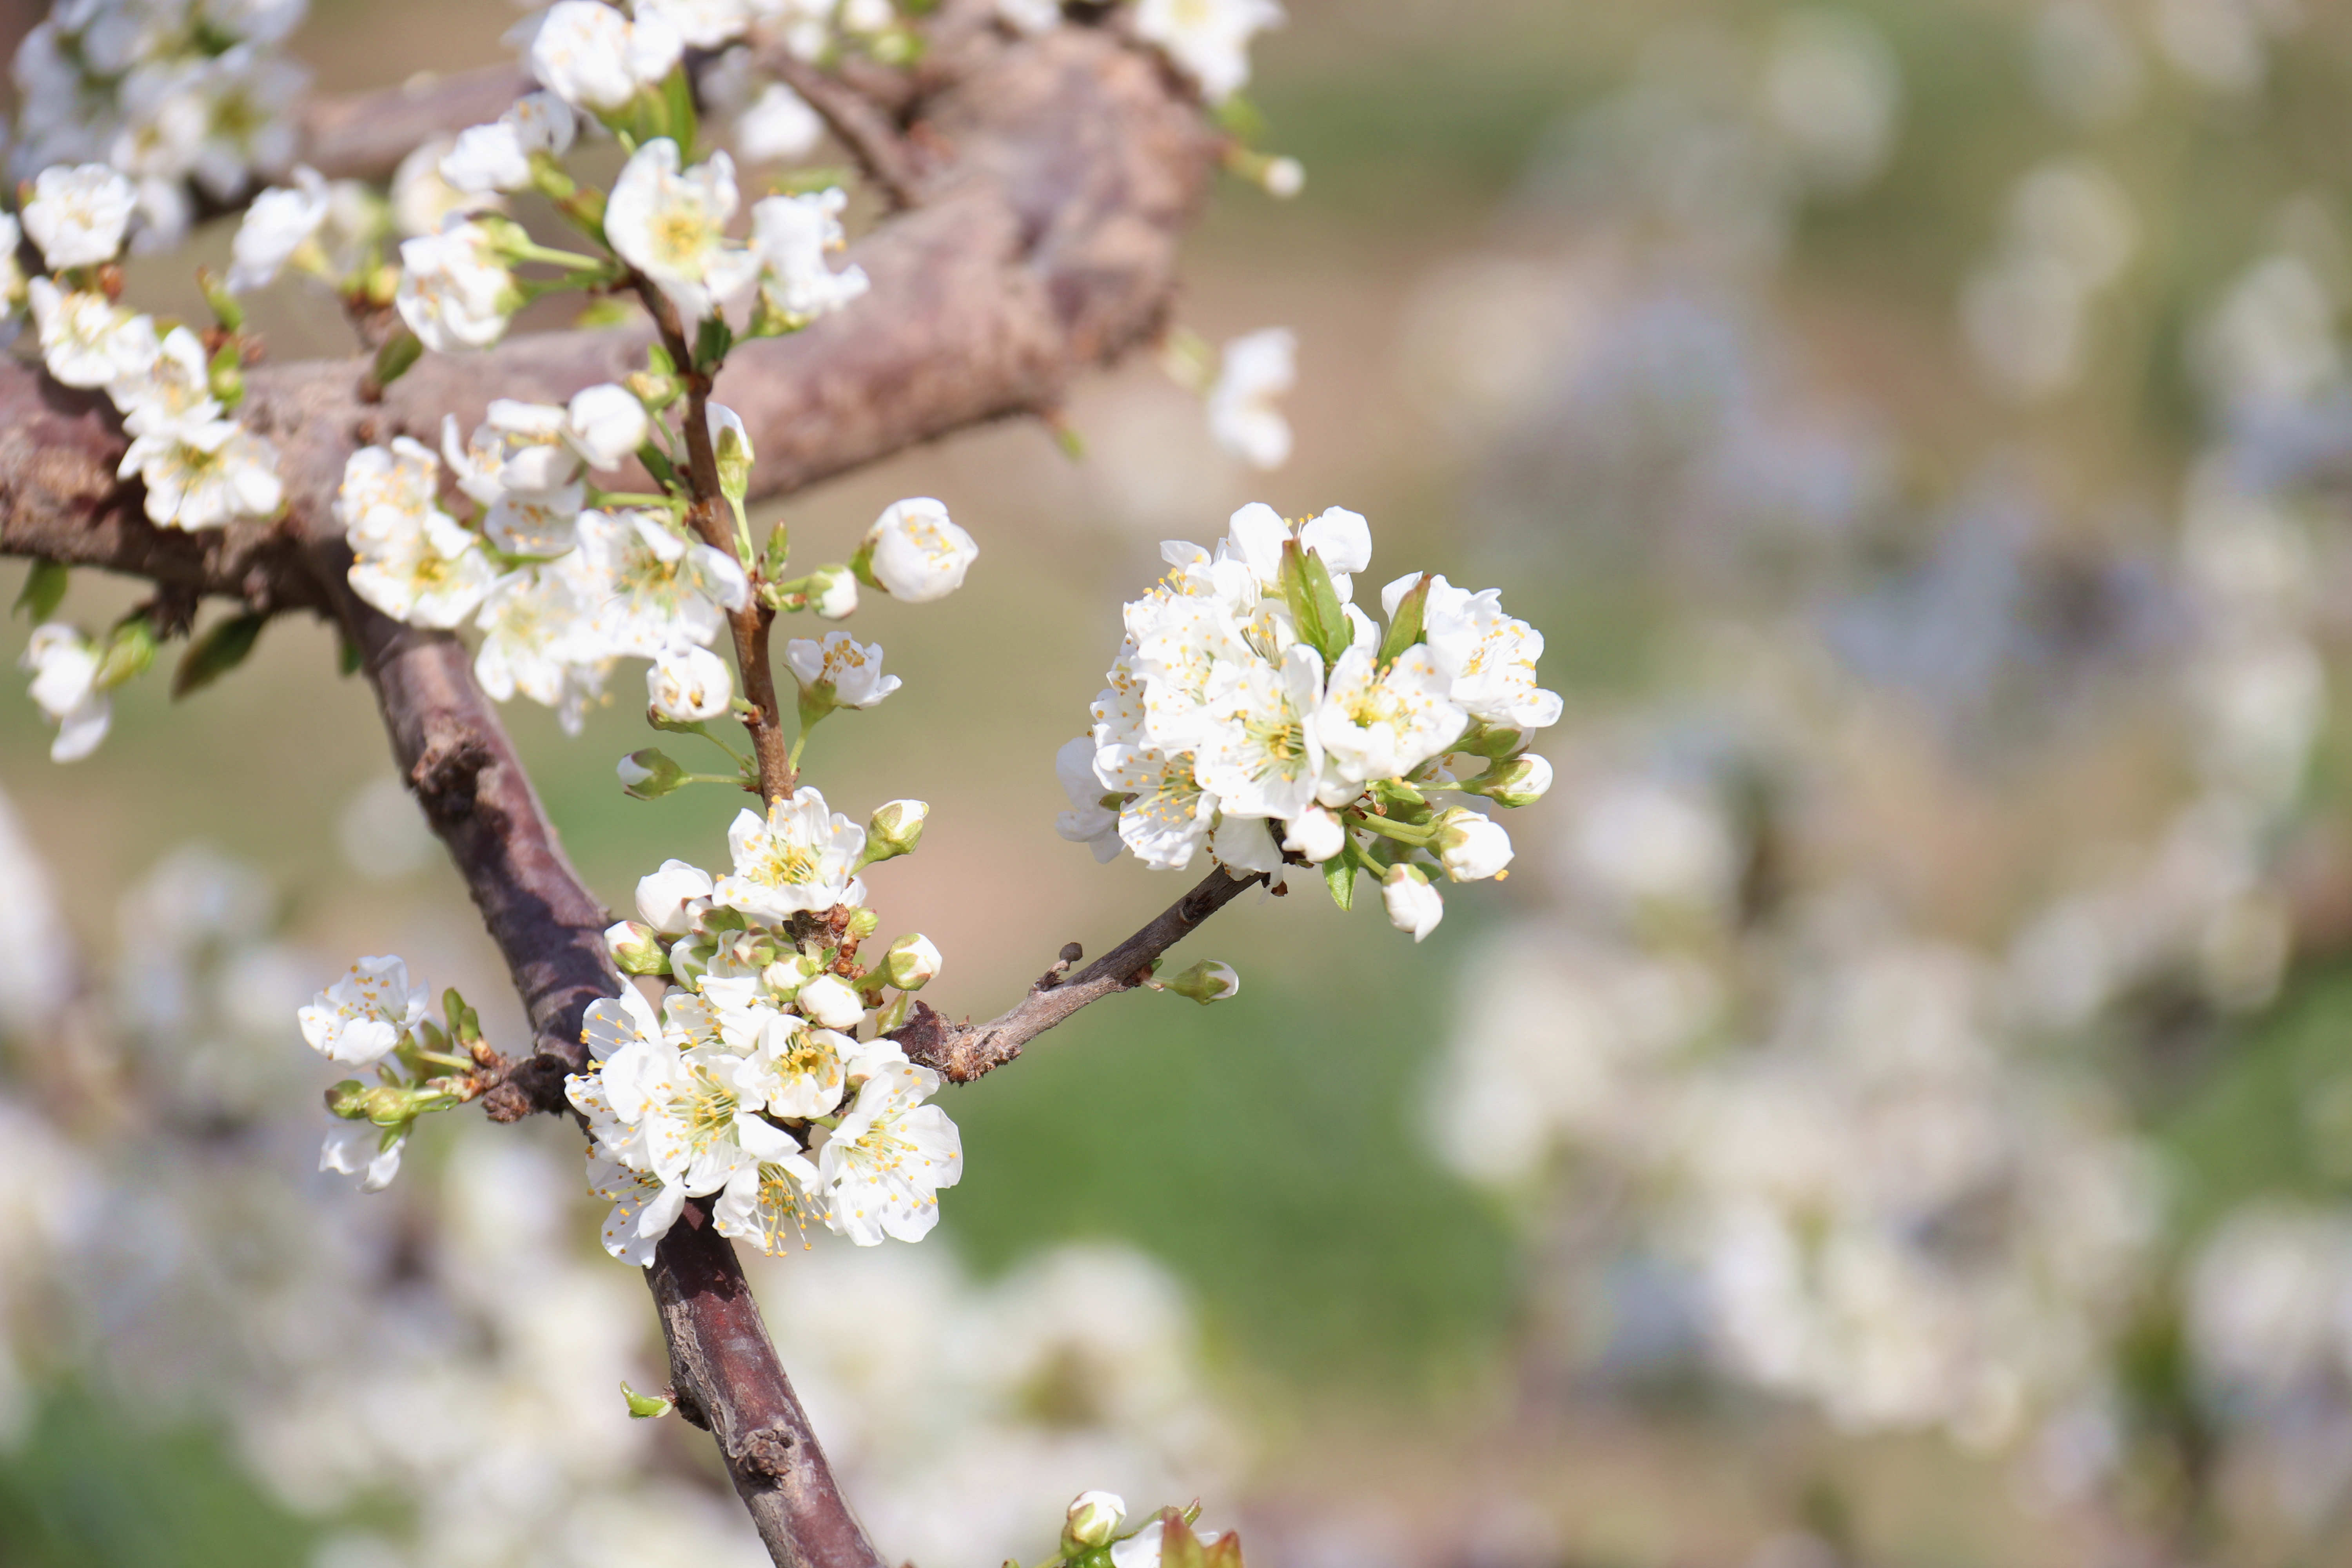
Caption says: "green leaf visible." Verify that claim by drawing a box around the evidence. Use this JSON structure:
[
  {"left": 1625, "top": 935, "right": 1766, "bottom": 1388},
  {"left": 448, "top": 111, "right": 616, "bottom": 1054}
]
[
  {"left": 1278, "top": 540, "right": 1350, "bottom": 667},
  {"left": 369, "top": 328, "right": 423, "bottom": 390},
  {"left": 660, "top": 65, "right": 699, "bottom": 160},
  {"left": 171, "top": 611, "right": 266, "bottom": 699},
  {"left": 620, "top": 1382, "right": 673, "bottom": 1419},
  {"left": 638, "top": 442, "right": 678, "bottom": 489},
  {"left": 647, "top": 341, "right": 676, "bottom": 378},
  {"left": 94, "top": 614, "right": 159, "bottom": 690},
  {"left": 13, "top": 560, "right": 67, "bottom": 622},
  {"left": 1378, "top": 573, "right": 1431, "bottom": 667},
  {"left": 764, "top": 524, "right": 791, "bottom": 579},
  {"left": 693, "top": 313, "right": 736, "bottom": 374},
  {"left": 337, "top": 627, "right": 363, "bottom": 676},
  {"left": 1322, "top": 846, "right": 1357, "bottom": 911}
]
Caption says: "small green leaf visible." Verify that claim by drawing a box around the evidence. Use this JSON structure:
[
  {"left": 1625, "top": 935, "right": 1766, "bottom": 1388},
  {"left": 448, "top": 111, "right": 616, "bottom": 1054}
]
[
  {"left": 95, "top": 614, "right": 159, "bottom": 690},
  {"left": 648, "top": 341, "right": 676, "bottom": 378},
  {"left": 638, "top": 443, "right": 678, "bottom": 488},
  {"left": 1279, "top": 540, "right": 1350, "bottom": 667},
  {"left": 337, "top": 628, "right": 364, "bottom": 676},
  {"left": 621, "top": 1382, "right": 673, "bottom": 1419},
  {"left": 1323, "top": 847, "right": 1357, "bottom": 912},
  {"left": 693, "top": 313, "right": 735, "bottom": 374},
  {"left": 370, "top": 328, "right": 423, "bottom": 390},
  {"left": 14, "top": 560, "right": 67, "bottom": 622},
  {"left": 660, "top": 65, "right": 699, "bottom": 160},
  {"left": 171, "top": 611, "right": 267, "bottom": 699},
  {"left": 763, "top": 524, "right": 791, "bottom": 579},
  {"left": 1378, "top": 574, "right": 1431, "bottom": 667}
]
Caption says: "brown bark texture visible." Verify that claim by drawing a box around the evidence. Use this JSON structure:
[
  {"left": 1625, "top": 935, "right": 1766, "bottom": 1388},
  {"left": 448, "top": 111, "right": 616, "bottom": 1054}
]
[{"left": 0, "top": 9, "right": 1224, "bottom": 1567}]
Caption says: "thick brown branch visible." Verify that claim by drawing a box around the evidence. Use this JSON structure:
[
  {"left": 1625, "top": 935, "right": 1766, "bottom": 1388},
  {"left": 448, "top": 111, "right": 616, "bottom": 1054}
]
[
  {"left": 650, "top": 1204, "right": 887, "bottom": 1568},
  {"left": 893, "top": 866, "right": 1262, "bottom": 1082}
]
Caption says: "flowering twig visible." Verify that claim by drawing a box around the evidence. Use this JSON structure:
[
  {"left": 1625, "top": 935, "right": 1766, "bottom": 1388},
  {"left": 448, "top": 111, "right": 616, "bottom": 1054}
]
[{"left": 892, "top": 865, "right": 1265, "bottom": 1082}]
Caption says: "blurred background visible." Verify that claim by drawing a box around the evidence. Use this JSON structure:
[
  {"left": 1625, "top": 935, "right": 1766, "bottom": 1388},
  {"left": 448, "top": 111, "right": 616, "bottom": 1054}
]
[{"left": 14, "top": 0, "right": 2352, "bottom": 1564}]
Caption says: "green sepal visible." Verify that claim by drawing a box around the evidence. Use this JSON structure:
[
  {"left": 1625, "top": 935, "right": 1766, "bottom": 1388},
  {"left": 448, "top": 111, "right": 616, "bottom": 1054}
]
[
  {"left": 171, "top": 610, "right": 266, "bottom": 699},
  {"left": 1368, "top": 778, "right": 1430, "bottom": 824},
  {"left": 1278, "top": 540, "right": 1349, "bottom": 667},
  {"left": 647, "top": 341, "right": 676, "bottom": 378},
  {"left": 661, "top": 64, "right": 699, "bottom": 160},
  {"left": 14, "top": 560, "right": 67, "bottom": 622},
  {"left": 1378, "top": 574, "right": 1431, "bottom": 667},
  {"left": 207, "top": 340, "right": 245, "bottom": 408},
  {"left": 763, "top": 524, "right": 791, "bottom": 580},
  {"left": 1460, "top": 723, "right": 1524, "bottom": 759}
]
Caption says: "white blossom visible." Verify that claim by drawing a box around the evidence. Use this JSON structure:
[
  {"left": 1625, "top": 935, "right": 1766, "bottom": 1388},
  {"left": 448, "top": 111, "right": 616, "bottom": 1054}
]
[
  {"left": 299, "top": 955, "right": 428, "bottom": 1066},
  {"left": 713, "top": 1141, "right": 825, "bottom": 1256},
  {"left": 1194, "top": 643, "right": 1325, "bottom": 820},
  {"left": 390, "top": 137, "right": 495, "bottom": 238},
  {"left": 30, "top": 279, "right": 157, "bottom": 388},
  {"left": 714, "top": 789, "right": 869, "bottom": 921},
  {"left": 1436, "top": 810, "right": 1513, "bottom": 882},
  {"left": 19, "top": 624, "right": 110, "bottom": 763},
  {"left": 530, "top": 0, "right": 683, "bottom": 112},
  {"left": 1315, "top": 643, "right": 1465, "bottom": 788},
  {"left": 348, "top": 506, "right": 499, "bottom": 629},
  {"left": 1381, "top": 863, "right": 1443, "bottom": 941},
  {"left": 225, "top": 164, "right": 328, "bottom": 291},
  {"left": 1206, "top": 327, "right": 1296, "bottom": 470},
  {"left": 587, "top": 1152, "right": 677, "bottom": 1265},
  {"left": 394, "top": 218, "right": 516, "bottom": 352},
  {"left": 1132, "top": 0, "right": 1284, "bottom": 102},
  {"left": 472, "top": 564, "right": 603, "bottom": 720},
  {"left": 750, "top": 187, "right": 870, "bottom": 326},
  {"left": 1281, "top": 802, "right": 1345, "bottom": 863},
  {"left": 22, "top": 162, "right": 137, "bottom": 268},
  {"left": 565, "top": 382, "right": 651, "bottom": 469},
  {"left": 817, "top": 1062, "right": 962, "bottom": 1246},
  {"left": 637, "top": 860, "right": 715, "bottom": 936},
  {"left": 1410, "top": 575, "right": 1564, "bottom": 731},
  {"left": 786, "top": 631, "right": 903, "bottom": 709},
  {"left": 334, "top": 438, "right": 441, "bottom": 538},
  {"left": 110, "top": 325, "right": 221, "bottom": 440},
  {"left": 1098, "top": 744, "right": 1215, "bottom": 870},
  {"left": 118, "top": 418, "right": 284, "bottom": 530},
  {"left": 734, "top": 82, "right": 825, "bottom": 162},
  {"left": 639, "top": 0, "right": 751, "bottom": 49},
  {"left": 1055, "top": 736, "right": 1124, "bottom": 862},
  {"left": 439, "top": 122, "right": 534, "bottom": 196},
  {"left": 862, "top": 497, "right": 978, "bottom": 603},
  {"left": 796, "top": 973, "right": 866, "bottom": 1031},
  {"left": 649, "top": 644, "right": 734, "bottom": 722},
  {"left": 605, "top": 138, "right": 760, "bottom": 326},
  {"left": 320, "top": 1121, "right": 407, "bottom": 1194},
  {"left": 573, "top": 507, "right": 750, "bottom": 656}
]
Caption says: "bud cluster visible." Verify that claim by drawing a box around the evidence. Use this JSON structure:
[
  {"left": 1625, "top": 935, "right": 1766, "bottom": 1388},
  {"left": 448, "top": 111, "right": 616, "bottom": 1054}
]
[
  {"left": 566, "top": 789, "right": 960, "bottom": 1264},
  {"left": 1054, "top": 503, "right": 1559, "bottom": 942},
  {"left": 298, "top": 956, "right": 497, "bottom": 1193}
]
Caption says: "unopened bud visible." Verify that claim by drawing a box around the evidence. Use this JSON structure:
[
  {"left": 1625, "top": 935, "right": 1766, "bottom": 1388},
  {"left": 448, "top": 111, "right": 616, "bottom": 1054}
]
[
  {"left": 624, "top": 367, "right": 680, "bottom": 412},
  {"left": 1466, "top": 752, "right": 1552, "bottom": 809},
  {"left": 207, "top": 341, "right": 244, "bottom": 407},
  {"left": 1381, "top": 862, "right": 1443, "bottom": 942},
  {"left": 196, "top": 267, "right": 245, "bottom": 332},
  {"left": 797, "top": 972, "right": 866, "bottom": 1030},
  {"left": 1064, "top": 1491, "right": 1127, "bottom": 1551},
  {"left": 604, "top": 919, "right": 670, "bottom": 975},
  {"left": 845, "top": 907, "right": 882, "bottom": 941},
  {"left": 617, "top": 747, "right": 686, "bottom": 799},
  {"left": 807, "top": 564, "right": 858, "bottom": 619},
  {"left": 882, "top": 933, "right": 942, "bottom": 990},
  {"left": 95, "top": 614, "right": 159, "bottom": 690},
  {"left": 710, "top": 403, "right": 753, "bottom": 501},
  {"left": 1158, "top": 959, "right": 1240, "bottom": 1005},
  {"left": 327, "top": 1081, "right": 457, "bottom": 1127},
  {"left": 1263, "top": 156, "right": 1306, "bottom": 198},
  {"left": 1282, "top": 803, "right": 1346, "bottom": 863},
  {"left": 1434, "top": 808, "right": 1514, "bottom": 883},
  {"left": 861, "top": 799, "right": 928, "bottom": 867},
  {"left": 1461, "top": 724, "right": 1525, "bottom": 760}
]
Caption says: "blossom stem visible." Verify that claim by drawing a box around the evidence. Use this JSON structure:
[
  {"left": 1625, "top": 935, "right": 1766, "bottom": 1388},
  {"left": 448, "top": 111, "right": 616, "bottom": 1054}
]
[
  {"left": 1351, "top": 810, "right": 1437, "bottom": 848},
  {"left": 630, "top": 272, "right": 796, "bottom": 805}
]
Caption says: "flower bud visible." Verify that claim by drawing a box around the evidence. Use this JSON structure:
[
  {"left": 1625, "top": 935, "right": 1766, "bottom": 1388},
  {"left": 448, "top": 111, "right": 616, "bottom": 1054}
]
[
  {"left": 710, "top": 402, "right": 753, "bottom": 501},
  {"left": 1460, "top": 723, "right": 1525, "bottom": 760},
  {"left": 1064, "top": 1491, "right": 1127, "bottom": 1551},
  {"left": 648, "top": 645, "right": 733, "bottom": 723},
  {"left": 763, "top": 954, "right": 814, "bottom": 998},
  {"left": 797, "top": 972, "right": 866, "bottom": 1030},
  {"left": 1381, "top": 863, "right": 1443, "bottom": 942},
  {"left": 846, "top": 907, "right": 882, "bottom": 941},
  {"left": 1160, "top": 959, "right": 1240, "bottom": 1005},
  {"left": 858, "top": 497, "right": 977, "bottom": 603},
  {"left": 1466, "top": 752, "right": 1552, "bottom": 809},
  {"left": 1435, "top": 809, "right": 1514, "bottom": 882},
  {"left": 807, "top": 564, "right": 858, "bottom": 619},
  {"left": 635, "top": 858, "right": 714, "bottom": 935},
  {"left": 669, "top": 932, "right": 716, "bottom": 989},
  {"left": 882, "top": 933, "right": 942, "bottom": 990},
  {"left": 604, "top": 919, "right": 669, "bottom": 975},
  {"left": 566, "top": 381, "right": 650, "bottom": 469},
  {"left": 1263, "top": 156, "right": 1306, "bottom": 199},
  {"left": 1281, "top": 803, "right": 1346, "bottom": 863},
  {"left": 617, "top": 747, "right": 686, "bottom": 799},
  {"left": 624, "top": 367, "right": 679, "bottom": 412},
  {"left": 862, "top": 799, "right": 929, "bottom": 866}
]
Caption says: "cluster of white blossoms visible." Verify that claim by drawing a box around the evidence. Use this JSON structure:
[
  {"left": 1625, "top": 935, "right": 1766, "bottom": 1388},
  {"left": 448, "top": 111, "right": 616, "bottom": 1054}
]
[
  {"left": 569, "top": 790, "right": 958, "bottom": 1263},
  {"left": 1055, "top": 503, "right": 1558, "bottom": 941},
  {"left": 298, "top": 953, "right": 475, "bottom": 1192},
  {"left": 999, "top": 0, "right": 1284, "bottom": 104},
  {"left": 11, "top": 0, "right": 310, "bottom": 251}
]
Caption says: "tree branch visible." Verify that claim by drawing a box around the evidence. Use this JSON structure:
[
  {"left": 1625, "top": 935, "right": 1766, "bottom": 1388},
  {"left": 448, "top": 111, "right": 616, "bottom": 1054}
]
[
  {"left": 892, "top": 866, "right": 1263, "bottom": 1082},
  {"left": 0, "top": 16, "right": 1219, "bottom": 1568}
]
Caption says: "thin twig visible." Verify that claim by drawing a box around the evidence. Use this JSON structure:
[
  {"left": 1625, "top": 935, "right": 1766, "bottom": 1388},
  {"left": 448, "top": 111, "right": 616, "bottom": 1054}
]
[
  {"left": 892, "top": 866, "right": 1264, "bottom": 1082},
  {"left": 762, "top": 45, "right": 931, "bottom": 208}
]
